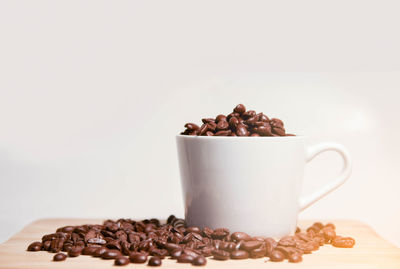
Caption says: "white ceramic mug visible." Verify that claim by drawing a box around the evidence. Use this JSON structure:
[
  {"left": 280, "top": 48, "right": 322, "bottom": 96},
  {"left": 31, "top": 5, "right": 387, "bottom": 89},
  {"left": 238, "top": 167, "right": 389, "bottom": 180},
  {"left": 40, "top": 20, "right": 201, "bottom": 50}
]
[{"left": 176, "top": 135, "right": 352, "bottom": 238}]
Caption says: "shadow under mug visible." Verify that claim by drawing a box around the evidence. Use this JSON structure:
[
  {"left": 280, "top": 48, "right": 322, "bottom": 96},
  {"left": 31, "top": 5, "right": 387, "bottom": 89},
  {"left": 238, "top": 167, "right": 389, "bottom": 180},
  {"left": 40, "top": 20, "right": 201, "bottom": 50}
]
[{"left": 176, "top": 135, "right": 352, "bottom": 238}]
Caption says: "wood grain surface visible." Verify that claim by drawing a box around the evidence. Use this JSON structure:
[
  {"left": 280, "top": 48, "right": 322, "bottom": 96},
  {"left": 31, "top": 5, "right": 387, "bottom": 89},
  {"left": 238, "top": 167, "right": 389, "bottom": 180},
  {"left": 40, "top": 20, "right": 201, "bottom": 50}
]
[{"left": 0, "top": 219, "right": 399, "bottom": 269}]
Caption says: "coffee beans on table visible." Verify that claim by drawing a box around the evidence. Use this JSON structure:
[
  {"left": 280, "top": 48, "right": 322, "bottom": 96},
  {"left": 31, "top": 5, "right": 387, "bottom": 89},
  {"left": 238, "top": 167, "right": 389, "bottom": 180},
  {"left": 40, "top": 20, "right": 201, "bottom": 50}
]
[
  {"left": 181, "top": 104, "right": 295, "bottom": 137},
  {"left": 27, "top": 215, "right": 355, "bottom": 266}
]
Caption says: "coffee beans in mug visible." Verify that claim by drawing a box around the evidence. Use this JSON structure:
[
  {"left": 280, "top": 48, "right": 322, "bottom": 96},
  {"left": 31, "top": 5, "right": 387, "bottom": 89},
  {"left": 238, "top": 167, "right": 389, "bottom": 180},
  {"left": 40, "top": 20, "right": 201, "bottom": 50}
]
[
  {"left": 27, "top": 217, "right": 354, "bottom": 266},
  {"left": 181, "top": 104, "right": 294, "bottom": 136}
]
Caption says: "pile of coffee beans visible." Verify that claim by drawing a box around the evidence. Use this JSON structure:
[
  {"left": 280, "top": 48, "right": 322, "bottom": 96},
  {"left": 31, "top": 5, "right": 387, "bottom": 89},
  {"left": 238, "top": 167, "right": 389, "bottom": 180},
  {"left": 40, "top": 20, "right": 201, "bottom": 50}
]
[
  {"left": 27, "top": 216, "right": 355, "bottom": 266},
  {"left": 181, "top": 104, "right": 294, "bottom": 137}
]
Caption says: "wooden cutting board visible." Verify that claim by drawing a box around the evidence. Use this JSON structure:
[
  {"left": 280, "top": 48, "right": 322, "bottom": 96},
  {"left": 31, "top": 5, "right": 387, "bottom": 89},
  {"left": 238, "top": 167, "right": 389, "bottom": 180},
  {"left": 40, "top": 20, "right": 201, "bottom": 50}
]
[{"left": 0, "top": 219, "right": 399, "bottom": 269}]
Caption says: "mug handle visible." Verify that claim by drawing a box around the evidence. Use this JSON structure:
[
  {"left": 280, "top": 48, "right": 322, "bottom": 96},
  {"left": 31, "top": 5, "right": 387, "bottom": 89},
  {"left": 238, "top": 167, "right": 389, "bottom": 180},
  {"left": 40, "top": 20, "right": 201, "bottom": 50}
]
[{"left": 299, "top": 142, "right": 352, "bottom": 211}]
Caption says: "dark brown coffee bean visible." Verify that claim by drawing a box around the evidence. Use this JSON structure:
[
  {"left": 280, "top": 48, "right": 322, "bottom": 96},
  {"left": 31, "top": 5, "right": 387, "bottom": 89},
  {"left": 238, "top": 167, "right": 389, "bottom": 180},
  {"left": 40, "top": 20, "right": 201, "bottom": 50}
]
[
  {"left": 192, "top": 255, "right": 207, "bottom": 266},
  {"left": 102, "top": 249, "right": 121, "bottom": 259},
  {"left": 206, "top": 122, "right": 217, "bottom": 131},
  {"left": 216, "top": 120, "right": 229, "bottom": 131},
  {"left": 148, "top": 256, "right": 162, "bottom": 266},
  {"left": 215, "top": 114, "right": 227, "bottom": 122},
  {"left": 27, "top": 242, "right": 42, "bottom": 251},
  {"left": 53, "top": 253, "right": 67, "bottom": 261},
  {"left": 200, "top": 246, "right": 214, "bottom": 257},
  {"left": 215, "top": 130, "right": 231, "bottom": 136},
  {"left": 184, "top": 123, "right": 199, "bottom": 131},
  {"left": 264, "top": 238, "right": 277, "bottom": 257},
  {"left": 236, "top": 124, "right": 249, "bottom": 136},
  {"left": 212, "top": 249, "right": 230, "bottom": 260},
  {"left": 198, "top": 124, "right": 208, "bottom": 135},
  {"left": 68, "top": 246, "right": 83, "bottom": 257},
  {"left": 228, "top": 117, "right": 239, "bottom": 129},
  {"left": 115, "top": 256, "right": 130, "bottom": 266},
  {"left": 170, "top": 249, "right": 182, "bottom": 259},
  {"left": 231, "top": 232, "right": 251, "bottom": 242},
  {"left": 255, "top": 125, "right": 272, "bottom": 136},
  {"left": 332, "top": 236, "right": 355, "bottom": 248},
  {"left": 269, "top": 250, "right": 285, "bottom": 262},
  {"left": 242, "top": 110, "right": 256, "bottom": 119},
  {"left": 289, "top": 252, "right": 303, "bottom": 263},
  {"left": 82, "top": 246, "right": 100, "bottom": 255},
  {"left": 233, "top": 104, "right": 246, "bottom": 114},
  {"left": 230, "top": 250, "right": 249, "bottom": 259},
  {"left": 129, "top": 253, "right": 148, "bottom": 263},
  {"left": 270, "top": 118, "right": 284, "bottom": 128},
  {"left": 177, "top": 254, "right": 195, "bottom": 263},
  {"left": 249, "top": 245, "right": 267, "bottom": 258},
  {"left": 93, "top": 247, "right": 107, "bottom": 257},
  {"left": 201, "top": 118, "right": 215, "bottom": 124},
  {"left": 272, "top": 126, "right": 285, "bottom": 136},
  {"left": 240, "top": 240, "right": 262, "bottom": 251}
]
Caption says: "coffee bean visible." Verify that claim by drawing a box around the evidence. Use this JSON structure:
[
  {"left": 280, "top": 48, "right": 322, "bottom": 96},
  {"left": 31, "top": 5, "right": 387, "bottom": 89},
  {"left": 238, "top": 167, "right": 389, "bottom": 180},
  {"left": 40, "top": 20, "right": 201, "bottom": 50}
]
[
  {"left": 129, "top": 253, "right": 148, "bottom": 263},
  {"left": 270, "top": 250, "right": 285, "bottom": 262},
  {"left": 231, "top": 232, "right": 251, "bottom": 242},
  {"left": 212, "top": 249, "right": 230, "bottom": 260},
  {"left": 288, "top": 252, "right": 303, "bottom": 263},
  {"left": 332, "top": 236, "right": 355, "bottom": 248},
  {"left": 216, "top": 120, "right": 229, "bottom": 131},
  {"left": 192, "top": 255, "right": 207, "bottom": 266},
  {"left": 101, "top": 249, "right": 121, "bottom": 259},
  {"left": 93, "top": 247, "right": 107, "bottom": 257},
  {"left": 184, "top": 123, "right": 199, "bottom": 131},
  {"left": 249, "top": 245, "right": 267, "bottom": 258},
  {"left": 53, "top": 253, "right": 67, "bottom": 261},
  {"left": 115, "top": 256, "right": 130, "bottom": 266},
  {"left": 148, "top": 256, "right": 162, "bottom": 266},
  {"left": 27, "top": 242, "right": 42, "bottom": 251},
  {"left": 240, "top": 240, "right": 262, "bottom": 251},
  {"left": 233, "top": 104, "right": 246, "bottom": 114},
  {"left": 82, "top": 246, "right": 100, "bottom": 255},
  {"left": 230, "top": 250, "right": 249, "bottom": 259},
  {"left": 177, "top": 254, "right": 195, "bottom": 263},
  {"left": 68, "top": 246, "right": 83, "bottom": 257},
  {"left": 236, "top": 124, "right": 249, "bottom": 136},
  {"left": 215, "top": 114, "right": 227, "bottom": 122}
]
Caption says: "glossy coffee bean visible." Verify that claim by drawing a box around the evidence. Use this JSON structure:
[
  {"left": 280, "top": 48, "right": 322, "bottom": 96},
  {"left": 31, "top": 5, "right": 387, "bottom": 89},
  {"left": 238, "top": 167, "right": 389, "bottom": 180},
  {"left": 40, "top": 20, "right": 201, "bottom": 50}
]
[
  {"left": 115, "top": 256, "right": 130, "bottom": 266},
  {"left": 148, "top": 256, "right": 162, "bottom": 266},
  {"left": 332, "top": 236, "right": 355, "bottom": 248},
  {"left": 231, "top": 232, "right": 251, "bottom": 242},
  {"left": 270, "top": 250, "right": 285, "bottom": 262},
  {"left": 101, "top": 249, "right": 121, "bottom": 259},
  {"left": 240, "top": 240, "right": 262, "bottom": 251},
  {"left": 27, "top": 242, "right": 42, "bottom": 251},
  {"left": 53, "top": 253, "right": 67, "bottom": 261},
  {"left": 82, "top": 246, "right": 99, "bottom": 255},
  {"left": 230, "top": 250, "right": 249, "bottom": 259},
  {"left": 68, "top": 246, "right": 83, "bottom": 257},
  {"left": 212, "top": 249, "right": 230, "bottom": 260},
  {"left": 289, "top": 252, "right": 303, "bottom": 263},
  {"left": 93, "top": 247, "right": 107, "bottom": 257},
  {"left": 129, "top": 253, "right": 148, "bottom": 263},
  {"left": 177, "top": 254, "right": 195, "bottom": 263},
  {"left": 192, "top": 255, "right": 207, "bottom": 266},
  {"left": 234, "top": 104, "right": 246, "bottom": 114}
]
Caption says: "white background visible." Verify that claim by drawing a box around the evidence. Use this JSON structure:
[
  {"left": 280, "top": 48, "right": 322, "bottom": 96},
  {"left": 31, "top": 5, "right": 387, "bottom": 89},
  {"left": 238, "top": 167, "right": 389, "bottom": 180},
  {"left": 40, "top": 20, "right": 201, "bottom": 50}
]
[{"left": 0, "top": 0, "right": 399, "bottom": 247}]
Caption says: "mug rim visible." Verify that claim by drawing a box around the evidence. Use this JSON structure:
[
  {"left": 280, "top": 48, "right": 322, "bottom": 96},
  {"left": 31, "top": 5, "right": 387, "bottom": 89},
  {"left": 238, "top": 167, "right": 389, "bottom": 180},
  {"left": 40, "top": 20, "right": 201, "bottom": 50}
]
[{"left": 176, "top": 134, "right": 305, "bottom": 139}]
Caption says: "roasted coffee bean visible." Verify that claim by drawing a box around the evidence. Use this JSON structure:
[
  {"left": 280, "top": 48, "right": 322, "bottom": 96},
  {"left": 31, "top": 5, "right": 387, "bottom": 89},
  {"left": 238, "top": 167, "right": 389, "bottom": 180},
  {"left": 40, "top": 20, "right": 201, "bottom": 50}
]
[
  {"left": 211, "top": 228, "right": 230, "bottom": 240},
  {"left": 93, "top": 247, "right": 107, "bottom": 257},
  {"left": 215, "top": 130, "right": 231, "bottom": 136},
  {"left": 215, "top": 114, "right": 227, "bottom": 122},
  {"left": 101, "top": 249, "right": 121, "bottom": 259},
  {"left": 68, "top": 246, "right": 83, "bottom": 257},
  {"left": 201, "top": 118, "right": 215, "bottom": 124},
  {"left": 129, "top": 253, "right": 148, "bottom": 263},
  {"left": 234, "top": 104, "right": 246, "bottom": 114},
  {"left": 27, "top": 242, "right": 42, "bottom": 251},
  {"left": 230, "top": 250, "right": 249, "bottom": 259},
  {"left": 289, "top": 252, "right": 303, "bottom": 263},
  {"left": 236, "top": 124, "right": 249, "bottom": 136},
  {"left": 192, "top": 255, "right": 207, "bottom": 266},
  {"left": 53, "top": 253, "right": 67, "bottom": 261},
  {"left": 82, "top": 246, "right": 100, "bottom": 255},
  {"left": 332, "top": 236, "right": 356, "bottom": 248},
  {"left": 170, "top": 249, "right": 182, "bottom": 259},
  {"left": 231, "top": 232, "right": 251, "bottom": 242},
  {"left": 184, "top": 123, "right": 199, "bottom": 131},
  {"left": 177, "top": 254, "right": 195, "bottom": 263},
  {"left": 269, "top": 250, "right": 285, "bottom": 262},
  {"left": 322, "top": 227, "right": 336, "bottom": 243},
  {"left": 212, "top": 249, "right": 230, "bottom": 260},
  {"left": 240, "top": 240, "right": 262, "bottom": 251},
  {"left": 148, "top": 256, "right": 162, "bottom": 266},
  {"left": 115, "top": 256, "right": 130, "bottom": 266}
]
